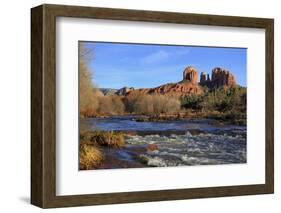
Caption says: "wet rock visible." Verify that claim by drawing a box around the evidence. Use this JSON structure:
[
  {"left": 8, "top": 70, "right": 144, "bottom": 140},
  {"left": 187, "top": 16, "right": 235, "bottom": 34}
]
[
  {"left": 187, "top": 129, "right": 204, "bottom": 135},
  {"left": 146, "top": 144, "right": 159, "bottom": 152}
]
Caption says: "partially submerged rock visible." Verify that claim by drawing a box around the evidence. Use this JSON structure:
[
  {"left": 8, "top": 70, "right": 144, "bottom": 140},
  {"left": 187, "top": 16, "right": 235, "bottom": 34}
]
[{"left": 146, "top": 144, "right": 159, "bottom": 152}]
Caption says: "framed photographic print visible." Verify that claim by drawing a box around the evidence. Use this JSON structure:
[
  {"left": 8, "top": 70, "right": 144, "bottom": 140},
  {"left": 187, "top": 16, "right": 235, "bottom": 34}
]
[{"left": 31, "top": 4, "right": 274, "bottom": 208}]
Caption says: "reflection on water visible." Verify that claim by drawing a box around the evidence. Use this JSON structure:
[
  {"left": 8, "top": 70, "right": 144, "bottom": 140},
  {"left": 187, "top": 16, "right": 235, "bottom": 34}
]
[
  {"left": 81, "top": 116, "right": 245, "bottom": 132},
  {"left": 80, "top": 116, "right": 247, "bottom": 168}
]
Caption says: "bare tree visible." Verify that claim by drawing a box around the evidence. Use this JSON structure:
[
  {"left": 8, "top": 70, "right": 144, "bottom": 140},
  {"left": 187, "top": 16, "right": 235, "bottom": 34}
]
[{"left": 79, "top": 42, "right": 100, "bottom": 117}]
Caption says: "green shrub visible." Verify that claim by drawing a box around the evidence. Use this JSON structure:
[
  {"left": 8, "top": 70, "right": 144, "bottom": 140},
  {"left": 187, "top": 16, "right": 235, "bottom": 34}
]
[
  {"left": 181, "top": 95, "right": 203, "bottom": 110},
  {"left": 199, "top": 86, "right": 246, "bottom": 112}
]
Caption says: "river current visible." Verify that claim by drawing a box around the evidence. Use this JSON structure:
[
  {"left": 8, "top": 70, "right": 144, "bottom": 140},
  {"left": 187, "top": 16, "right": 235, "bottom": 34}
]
[{"left": 81, "top": 116, "right": 246, "bottom": 168}]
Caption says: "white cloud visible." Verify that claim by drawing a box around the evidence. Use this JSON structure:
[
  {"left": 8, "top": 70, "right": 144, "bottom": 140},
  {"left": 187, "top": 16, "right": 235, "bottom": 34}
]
[
  {"left": 140, "top": 48, "right": 190, "bottom": 64},
  {"left": 140, "top": 50, "right": 169, "bottom": 64}
]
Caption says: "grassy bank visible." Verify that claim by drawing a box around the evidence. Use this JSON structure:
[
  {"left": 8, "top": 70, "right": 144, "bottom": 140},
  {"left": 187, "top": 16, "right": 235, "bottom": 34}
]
[
  {"left": 79, "top": 131, "right": 125, "bottom": 170},
  {"left": 79, "top": 143, "right": 104, "bottom": 170},
  {"left": 80, "top": 131, "right": 125, "bottom": 148},
  {"left": 204, "top": 110, "right": 246, "bottom": 125}
]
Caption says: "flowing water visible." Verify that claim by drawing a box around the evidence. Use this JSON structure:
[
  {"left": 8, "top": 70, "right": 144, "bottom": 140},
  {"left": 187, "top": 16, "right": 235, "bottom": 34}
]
[{"left": 81, "top": 116, "right": 246, "bottom": 169}]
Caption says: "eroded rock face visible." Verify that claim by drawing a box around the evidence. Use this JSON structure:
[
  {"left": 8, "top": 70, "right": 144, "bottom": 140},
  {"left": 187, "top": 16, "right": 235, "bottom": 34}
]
[
  {"left": 200, "top": 72, "right": 210, "bottom": 84},
  {"left": 116, "top": 87, "right": 134, "bottom": 96},
  {"left": 183, "top": 66, "right": 198, "bottom": 84},
  {"left": 127, "top": 81, "right": 203, "bottom": 97},
  {"left": 151, "top": 81, "right": 202, "bottom": 96},
  {"left": 211, "top": 67, "right": 236, "bottom": 88},
  {"left": 122, "top": 66, "right": 237, "bottom": 98}
]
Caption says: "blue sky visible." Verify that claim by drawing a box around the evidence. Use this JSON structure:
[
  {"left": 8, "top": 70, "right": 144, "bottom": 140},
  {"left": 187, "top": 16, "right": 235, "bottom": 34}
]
[{"left": 83, "top": 42, "right": 247, "bottom": 89}]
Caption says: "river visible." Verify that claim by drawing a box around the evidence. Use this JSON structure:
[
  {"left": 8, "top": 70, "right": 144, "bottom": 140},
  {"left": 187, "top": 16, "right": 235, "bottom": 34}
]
[{"left": 80, "top": 116, "right": 247, "bottom": 169}]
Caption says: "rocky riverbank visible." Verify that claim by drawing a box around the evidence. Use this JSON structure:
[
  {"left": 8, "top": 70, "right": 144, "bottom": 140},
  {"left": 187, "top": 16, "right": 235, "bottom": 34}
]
[{"left": 129, "top": 111, "right": 246, "bottom": 126}]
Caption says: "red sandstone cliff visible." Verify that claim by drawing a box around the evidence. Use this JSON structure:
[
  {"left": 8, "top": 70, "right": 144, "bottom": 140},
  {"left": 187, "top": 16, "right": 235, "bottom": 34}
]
[
  {"left": 210, "top": 67, "right": 236, "bottom": 88},
  {"left": 117, "top": 66, "right": 237, "bottom": 97},
  {"left": 183, "top": 66, "right": 198, "bottom": 84}
]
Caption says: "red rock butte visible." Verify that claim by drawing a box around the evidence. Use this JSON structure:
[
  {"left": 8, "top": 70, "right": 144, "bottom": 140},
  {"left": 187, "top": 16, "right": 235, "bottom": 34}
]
[
  {"left": 183, "top": 66, "right": 198, "bottom": 84},
  {"left": 210, "top": 67, "right": 236, "bottom": 88},
  {"left": 120, "top": 66, "right": 237, "bottom": 97}
]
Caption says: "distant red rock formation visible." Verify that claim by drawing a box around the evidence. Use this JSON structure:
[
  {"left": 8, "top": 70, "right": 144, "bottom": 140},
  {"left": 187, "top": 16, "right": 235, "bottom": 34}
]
[
  {"left": 127, "top": 81, "right": 203, "bottom": 97},
  {"left": 183, "top": 66, "right": 198, "bottom": 84},
  {"left": 151, "top": 81, "right": 203, "bottom": 96},
  {"left": 116, "top": 87, "right": 134, "bottom": 96},
  {"left": 200, "top": 72, "right": 210, "bottom": 84},
  {"left": 123, "top": 66, "right": 237, "bottom": 98},
  {"left": 210, "top": 67, "right": 236, "bottom": 88}
]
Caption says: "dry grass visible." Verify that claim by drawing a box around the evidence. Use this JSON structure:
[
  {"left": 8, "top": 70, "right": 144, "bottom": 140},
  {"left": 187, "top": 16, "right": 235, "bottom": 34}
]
[
  {"left": 79, "top": 143, "right": 104, "bottom": 170},
  {"left": 125, "top": 94, "right": 181, "bottom": 115},
  {"left": 80, "top": 131, "right": 125, "bottom": 148},
  {"left": 79, "top": 130, "right": 125, "bottom": 170}
]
